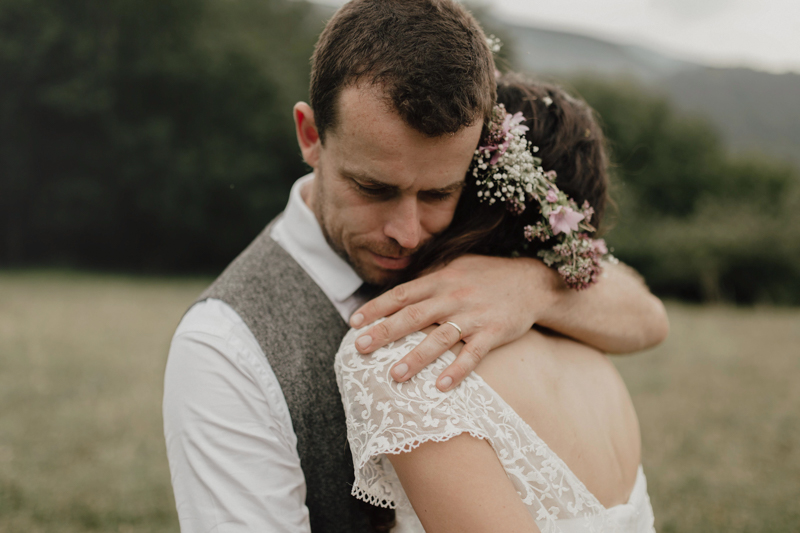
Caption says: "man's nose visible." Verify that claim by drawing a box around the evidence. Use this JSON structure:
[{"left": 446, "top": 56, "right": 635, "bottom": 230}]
[{"left": 384, "top": 197, "right": 422, "bottom": 250}]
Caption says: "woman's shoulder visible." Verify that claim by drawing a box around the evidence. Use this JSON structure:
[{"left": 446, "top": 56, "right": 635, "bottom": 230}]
[
  {"left": 335, "top": 323, "right": 452, "bottom": 380},
  {"left": 336, "top": 324, "right": 491, "bottom": 471},
  {"left": 335, "top": 322, "right": 487, "bottom": 435}
]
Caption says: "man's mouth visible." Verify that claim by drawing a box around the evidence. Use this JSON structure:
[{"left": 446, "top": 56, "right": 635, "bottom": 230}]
[{"left": 369, "top": 252, "right": 412, "bottom": 270}]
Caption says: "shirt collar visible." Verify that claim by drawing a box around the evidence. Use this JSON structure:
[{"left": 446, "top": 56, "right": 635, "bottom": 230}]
[{"left": 273, "top": 173, "right": 364, "bottom": 304}]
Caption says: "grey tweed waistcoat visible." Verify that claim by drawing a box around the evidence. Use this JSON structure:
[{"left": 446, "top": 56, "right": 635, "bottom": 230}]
[{"left": 197, "top": 222, "right": 373, "bottom": 533}]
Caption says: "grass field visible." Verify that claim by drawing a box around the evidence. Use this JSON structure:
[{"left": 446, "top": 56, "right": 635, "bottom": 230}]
[{"left": 0, "top": 271, "right": 798, "bottom": 532}]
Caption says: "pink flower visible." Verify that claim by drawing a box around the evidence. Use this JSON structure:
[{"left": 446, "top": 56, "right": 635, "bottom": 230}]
[
  {"left": 591, "top": 239, "right": 608, "bottom": 255},
  {"left": 549, "top": 206, "right": 584, "bottom": 235},
  {"left": 488, "top": 139, "right": 509, "bottom": 165},
  {"left": 524, "top": 223, "right": 549, "bottom": 242},
  {"left": 506, "top": 198, "right": 526, "bottom": 215},
  {"left": 485, "top": 111, "right": 529, "bottom": 165},
  {"left": 545, "top": 190, "right": 559, "bottom": 203},
  {"left": 503, "top": 111, "right": 529, "bottom": 137},
  {"left": 544, "top": 170, "right": 558, "bottom": 180},
  {"left": 581, "top": 200, "right": 595, "bottom": 222}
]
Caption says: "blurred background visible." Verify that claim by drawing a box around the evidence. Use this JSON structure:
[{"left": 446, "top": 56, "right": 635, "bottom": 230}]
[{"left": 1, "top": 0, "right": 798, "bottom": 532}]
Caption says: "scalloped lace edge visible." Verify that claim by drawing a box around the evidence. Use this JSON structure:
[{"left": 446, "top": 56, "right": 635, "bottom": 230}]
[{"left": 350, "top": 429, "right": 490, "bottom": 509}]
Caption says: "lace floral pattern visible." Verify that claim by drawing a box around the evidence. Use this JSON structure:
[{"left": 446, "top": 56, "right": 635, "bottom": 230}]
[{"left": 334, "top": 325, "right": 613, "bottom": 533}]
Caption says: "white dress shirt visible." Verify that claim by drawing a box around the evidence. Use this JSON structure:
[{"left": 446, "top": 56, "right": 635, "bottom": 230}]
[{"left": 163, "top": 174, "right": 366, "bottom": 533}]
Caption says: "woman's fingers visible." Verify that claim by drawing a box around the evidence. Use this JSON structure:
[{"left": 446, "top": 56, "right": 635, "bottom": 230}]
[
  {"left": 352, "top": 280, "right": 449, "bottom": 354},
  {"left": 350, "top": 280, "right": 430, "bottom": 330},
  {"left": 435, "top": 337, "right": 490, "bottom": 391},
  {"left": 390, "top": 322, "right": 465, "bottom": 382},
  {"left": 354, "top": 300, "right": 438, "bottom": 354}
]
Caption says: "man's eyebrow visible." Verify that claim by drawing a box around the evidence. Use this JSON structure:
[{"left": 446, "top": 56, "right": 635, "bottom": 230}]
[
  {"left": 342, "top": 170, "right": 464, "bottom": 194},
  {"left": 341, "top": 170, "right": 396, "bottom": 188}
]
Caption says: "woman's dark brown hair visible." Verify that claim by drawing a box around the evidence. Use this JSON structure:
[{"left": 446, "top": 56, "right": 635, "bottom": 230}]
[{"left": 404, "top": 74, "right": 611, "bottom": 280}]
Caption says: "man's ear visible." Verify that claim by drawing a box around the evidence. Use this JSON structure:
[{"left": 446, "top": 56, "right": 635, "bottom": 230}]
[{"left": 294, "top": 102, "right": 321, "bottom": 168}]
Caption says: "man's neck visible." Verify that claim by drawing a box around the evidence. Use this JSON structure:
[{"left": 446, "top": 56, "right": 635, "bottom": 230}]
[{"left": 301, "top": 175, "right": 315, "bottom": 213}]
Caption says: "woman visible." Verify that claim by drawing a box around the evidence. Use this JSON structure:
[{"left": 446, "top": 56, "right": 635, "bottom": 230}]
[{"left": 335, "top": 76, "right": 656, "bottom": 533}]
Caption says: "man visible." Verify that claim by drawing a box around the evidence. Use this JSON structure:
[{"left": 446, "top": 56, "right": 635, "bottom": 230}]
[{"left": 163, "top": 1, "right": 669, "bottom": 532}]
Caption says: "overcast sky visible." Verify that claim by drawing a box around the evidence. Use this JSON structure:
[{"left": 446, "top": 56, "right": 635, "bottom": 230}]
[{"left": 311, "top": 0, "right": 800, "bottom": 74}]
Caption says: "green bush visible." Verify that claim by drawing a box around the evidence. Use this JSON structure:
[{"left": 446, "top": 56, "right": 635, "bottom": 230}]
[{"left": 571, "top": 78, "right": 800, "bottom": 303}]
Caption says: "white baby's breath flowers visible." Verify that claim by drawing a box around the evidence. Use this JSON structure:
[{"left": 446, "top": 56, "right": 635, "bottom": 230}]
[
  {"left": 472, "top": 105, "right": 547, "bottom": 210},
  {"left": 486, "top": 35, "right": 503, "bottom": 54},
  {"left": 469, "top": 104, "right": 615, "bottom": 290}
]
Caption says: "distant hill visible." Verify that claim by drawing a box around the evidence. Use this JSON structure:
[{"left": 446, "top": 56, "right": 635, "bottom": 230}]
[
  {"left": 500, "top": 23, "right": 702, "bottom": 82},
  {"left": 497, "top": 18, "right": 800, "bottom": 165},
  {"left": 661, "top": 68, "right": 800, "bottom": 162}
]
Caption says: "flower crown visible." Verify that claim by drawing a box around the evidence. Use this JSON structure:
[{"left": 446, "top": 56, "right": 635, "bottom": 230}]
[{"left": 470, "top": 103, "right": 616, "bottom": 290}]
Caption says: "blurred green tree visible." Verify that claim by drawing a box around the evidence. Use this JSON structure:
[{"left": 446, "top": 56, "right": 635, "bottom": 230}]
[
  {"left": 571, "top": 77, "right": 800, "bottom": 303},
  {"left": 2, "top": 1, "right": 798, "bottom": 303},
  {"left": 0, "top": 0, "right": 320, "bottom": 272}
]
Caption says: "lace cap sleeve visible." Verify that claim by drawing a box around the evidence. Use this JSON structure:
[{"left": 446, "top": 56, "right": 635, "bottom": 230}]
[
  {"left": 334, "top": 326, "right": 491, "bottom": 509},
  {"left": 335, "top": 325, "right": 614, "bottom": 532}
]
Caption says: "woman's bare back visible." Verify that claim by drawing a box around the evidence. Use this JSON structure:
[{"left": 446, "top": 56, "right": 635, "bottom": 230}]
[{"left": 446, "top": 327, "right": 641, "bottom": 508}]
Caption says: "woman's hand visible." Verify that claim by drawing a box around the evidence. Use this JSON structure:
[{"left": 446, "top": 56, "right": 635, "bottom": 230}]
[{"left": 350, "top": 255, "right": 559, "bottom": 391}]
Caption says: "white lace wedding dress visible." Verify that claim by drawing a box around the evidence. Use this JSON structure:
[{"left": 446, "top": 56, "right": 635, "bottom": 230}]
[{"left": 335, "top": 325, "right": 657, "bottom": 533}]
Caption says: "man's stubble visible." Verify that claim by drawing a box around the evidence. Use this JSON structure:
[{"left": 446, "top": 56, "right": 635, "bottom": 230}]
[{"left": 311, "top": 171, "right": 421, "bottom": 289}]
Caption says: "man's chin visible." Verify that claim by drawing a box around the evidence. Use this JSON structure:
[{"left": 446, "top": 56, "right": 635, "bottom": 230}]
[
  {"left": 352, "top": 260, "right": 406, "bottom": 288},
  {"left": 358, "top": 267, "right": 403, "bottom": 288},
  {"left": 347, "top": 247, "right": 420, "bottom": 288}
]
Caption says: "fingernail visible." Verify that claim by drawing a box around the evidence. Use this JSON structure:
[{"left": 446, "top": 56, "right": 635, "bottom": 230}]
[
  {"left": 438, "top": 376, "right": 453, "bottom": 391},
  {"left": 351, "top": 313, "right": 364, "bottom": 327},
  {"left": 356, "top": 335, "right": 372, "bottom": 350},
  {"left": 392, "top": 363, "right": 409, "bottom": 380}
]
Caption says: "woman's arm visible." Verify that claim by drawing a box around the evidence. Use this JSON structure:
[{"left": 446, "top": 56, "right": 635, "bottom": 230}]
[
  {"left": 350, "top": 254, "right": 668, "bottom": 390},
  {"left": 535, "top": 260, "right": 669, "bottom": 355},
  {"left": 389, "top": 433, "right": 540, "bottom": 533}
]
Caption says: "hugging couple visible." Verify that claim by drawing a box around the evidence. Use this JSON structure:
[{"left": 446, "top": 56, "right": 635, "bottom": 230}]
[{"left": 163, "top": 1, "right": 670, "bottom": 532}]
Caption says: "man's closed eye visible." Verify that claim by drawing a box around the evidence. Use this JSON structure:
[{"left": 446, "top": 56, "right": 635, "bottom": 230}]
[
  {"left": 420, "top": 191, "right": 454, "bottom": 203},
  {"left": 354, "top": 182, "right": 394, "bottom": 199}
]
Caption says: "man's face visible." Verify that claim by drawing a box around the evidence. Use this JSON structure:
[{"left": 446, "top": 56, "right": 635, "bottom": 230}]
[{"left": 298, "top": 85, "right": 483, "bottom": 286}]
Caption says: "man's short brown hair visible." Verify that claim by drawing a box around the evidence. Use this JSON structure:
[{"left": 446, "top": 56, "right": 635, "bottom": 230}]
[{"left": 310, "top": 0, "right": 496, "bottom": 142}]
